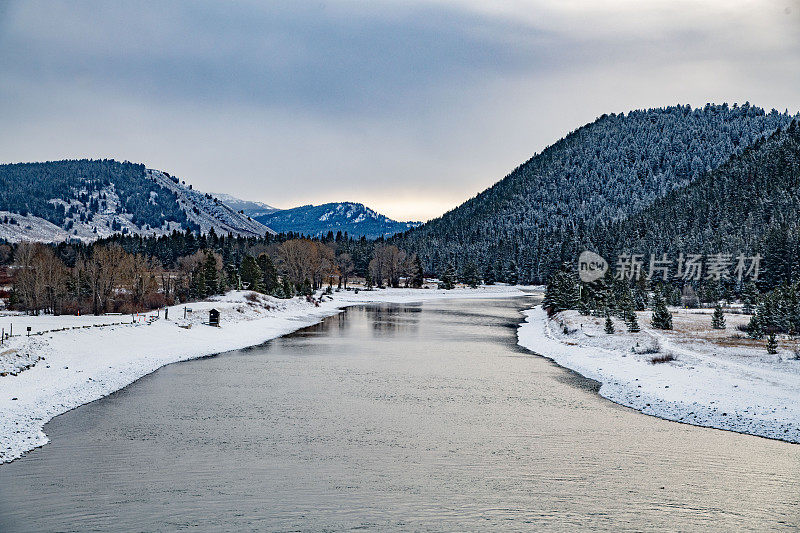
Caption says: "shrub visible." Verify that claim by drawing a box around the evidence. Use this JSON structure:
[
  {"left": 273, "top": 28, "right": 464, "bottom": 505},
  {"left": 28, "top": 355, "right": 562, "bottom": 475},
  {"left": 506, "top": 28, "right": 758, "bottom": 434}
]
[
  {"left": 766, "top": 333, "right": 778, "bottom": 355},
  {"left": 143, "top": 292, "right": 167, "bottom": 309},
  {"left": 634, "top": 338, "right": 661, "bottom": 355},
  {"left": 650, "top": 353, "right": 676, "bottom": 364},
  {"left": 244, "top": 291, "right": 260, "bottom": 302}
]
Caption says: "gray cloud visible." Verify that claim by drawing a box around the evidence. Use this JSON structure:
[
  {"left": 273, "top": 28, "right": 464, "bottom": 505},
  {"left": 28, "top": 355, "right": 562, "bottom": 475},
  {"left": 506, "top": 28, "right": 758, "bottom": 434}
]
[{"left": 0, "top": 0, "right": 798, "bottom": 221}]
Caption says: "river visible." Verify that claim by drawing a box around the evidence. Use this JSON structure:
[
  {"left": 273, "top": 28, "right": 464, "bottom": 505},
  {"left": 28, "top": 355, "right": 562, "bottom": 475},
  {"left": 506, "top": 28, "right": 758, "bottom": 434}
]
[{"left": 0, "top": 298, "right": 797, "bottom": 531}]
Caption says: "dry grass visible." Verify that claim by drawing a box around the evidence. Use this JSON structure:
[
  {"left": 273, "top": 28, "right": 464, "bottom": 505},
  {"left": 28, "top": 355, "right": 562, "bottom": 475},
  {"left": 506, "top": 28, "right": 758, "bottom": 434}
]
[
  {"left": 650, "top": 353, "right": 676, "bottom": 364},
  {"left": 244, "top": 292, "right": 260, "bottom": 302}
]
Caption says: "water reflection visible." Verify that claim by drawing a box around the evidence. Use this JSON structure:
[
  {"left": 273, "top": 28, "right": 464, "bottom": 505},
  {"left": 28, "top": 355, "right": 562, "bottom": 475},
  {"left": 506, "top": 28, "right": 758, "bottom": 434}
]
[{"left": 363, "top": 305, "right": 421, "bottom": 336}]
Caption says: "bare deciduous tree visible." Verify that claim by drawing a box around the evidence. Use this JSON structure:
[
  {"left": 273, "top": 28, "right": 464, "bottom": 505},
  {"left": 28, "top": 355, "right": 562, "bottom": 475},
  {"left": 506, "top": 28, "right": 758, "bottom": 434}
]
[
  {"left": 80, "top": 244, "right": 133, "bottom": 315},
  {"left": 337, "top": 253, "right": 354, "bottom": 289}
]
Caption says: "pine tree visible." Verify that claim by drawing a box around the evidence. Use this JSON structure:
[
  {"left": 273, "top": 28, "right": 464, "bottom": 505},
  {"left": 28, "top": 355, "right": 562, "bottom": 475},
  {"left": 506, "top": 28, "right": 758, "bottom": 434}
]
[
  {"left": 633, "top": 277, "right": 649, "bottom": 310},
  {"left": 410, "top": 255, "right": 424, "bottom": 288},
  {"left": 651, "top": 293, "right": 673, "bottom": 330},
  {"left": 766, "top": 332, "right": 778, "bottom": 355},
  {"left": 742, "top": 282, "right": 758, "bottom": 315},
  {"left": 542, "top": 267, "right": 579, "bottom": 315},
  {"left": 483, "top": 263, "right": 496, "bottom": 285},
  {"left": 626, "top": 308, "right": 640, "bottom": 332},
  {"left": 257, "top": 253, "right": 279, "bottom": 294},
  {"left": 203, "top": 251, "right": 219, "bottom": 296},
  {"left": 711, "top": 302, "right": 726, "bottom": 330},
  {"left": 280, "top": 277, "right": 294, "bottom": 298},
  {"left": 240, "top": 255, "right": 262, "bottom": 292},
  {"left": 299, "top": 278, "right": 313, "bottom": 296},
  {"left": 605, "top": 315, "right": 615, "bottom": 334},
  {"left": 460, "top": 262, "right": 480, "bottom": 288},
  {"left": 192, "top": 267, "right": 206, "bottom": 299},
  {"left": 746, "top": 313, "right": 764, "bottom": 339},
  {"left": 439, "top": 263, "right": 456, "bottom": 290}
]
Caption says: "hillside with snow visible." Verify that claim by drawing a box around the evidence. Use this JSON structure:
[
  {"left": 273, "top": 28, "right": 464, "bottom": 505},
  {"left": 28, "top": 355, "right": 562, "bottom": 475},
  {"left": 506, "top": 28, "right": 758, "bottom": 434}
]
[
  {"left": 255, "top": 202, "right": 421, "bottom": 239},
  {"left": 208, "top": 192, "right": 278, "bottom": 218},
  {"left": 147, "top": 170, "right": 274, "bottom": 237},
  {"left": 0, "top": 160, "right": 273, "bottom": 242}
]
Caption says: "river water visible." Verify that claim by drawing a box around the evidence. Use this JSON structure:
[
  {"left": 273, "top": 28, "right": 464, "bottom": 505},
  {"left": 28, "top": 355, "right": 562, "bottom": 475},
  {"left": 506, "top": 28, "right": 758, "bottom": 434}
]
[{"left": 0, "top": 298, "right": 798, "bottom": 531}]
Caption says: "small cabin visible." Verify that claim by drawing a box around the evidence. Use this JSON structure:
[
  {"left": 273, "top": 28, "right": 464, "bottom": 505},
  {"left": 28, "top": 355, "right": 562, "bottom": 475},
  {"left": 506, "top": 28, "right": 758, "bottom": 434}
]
[{"left": 208, "top": 308, "right": 220, "bottom": 327}]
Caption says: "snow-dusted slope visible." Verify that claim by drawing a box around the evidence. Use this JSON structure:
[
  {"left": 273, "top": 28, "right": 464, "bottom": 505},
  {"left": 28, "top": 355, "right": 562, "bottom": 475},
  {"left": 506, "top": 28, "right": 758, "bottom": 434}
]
[
  {"left": 147, "top": 170, "right": 274, "bottom": 237},
  {"left": 209, "top": 192, "right": 278, "bottom": 218},
  {"left": 0, "top": 164, "right": 273, "bottom": 243},
  {"left": 0, "top": 174, "right": 187, "bottom": 243}
]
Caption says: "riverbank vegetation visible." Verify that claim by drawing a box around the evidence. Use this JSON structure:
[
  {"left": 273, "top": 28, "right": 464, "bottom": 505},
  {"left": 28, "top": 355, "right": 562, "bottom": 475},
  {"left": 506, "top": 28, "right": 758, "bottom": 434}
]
[
  {"left": 3, "top": 230, "right": 432, "bottom": 315},
  {"left": 542, "top": 262, "right": 800, "bottom": 355}
]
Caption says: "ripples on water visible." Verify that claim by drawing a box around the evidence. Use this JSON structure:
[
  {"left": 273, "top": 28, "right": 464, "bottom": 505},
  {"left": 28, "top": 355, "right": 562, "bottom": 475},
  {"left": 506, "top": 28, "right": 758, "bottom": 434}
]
[{"left": 1, "top": 298, "right": 798, "bottom": 531}]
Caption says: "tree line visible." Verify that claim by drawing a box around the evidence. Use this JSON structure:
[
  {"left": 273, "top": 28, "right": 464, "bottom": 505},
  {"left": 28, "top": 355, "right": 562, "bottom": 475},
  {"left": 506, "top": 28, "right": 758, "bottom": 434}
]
[{"left": 6, "top": 231, "right": 428, "bottom": 315}]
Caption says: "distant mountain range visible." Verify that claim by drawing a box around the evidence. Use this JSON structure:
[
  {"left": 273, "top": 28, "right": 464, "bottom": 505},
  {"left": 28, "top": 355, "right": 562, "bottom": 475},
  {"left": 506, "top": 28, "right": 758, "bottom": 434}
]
[
  {"left": 0, "top": 160, "right": 272, "bottom": 243},
  {"left": 251, "top": 202, "right": 421, "bottom": 239}
]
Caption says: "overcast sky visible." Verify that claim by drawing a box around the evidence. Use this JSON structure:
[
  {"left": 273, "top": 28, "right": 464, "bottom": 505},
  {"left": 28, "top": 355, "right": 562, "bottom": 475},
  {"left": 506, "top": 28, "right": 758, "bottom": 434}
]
[{"left": 0, "top": 1, "right": 798, "bottom": 221}]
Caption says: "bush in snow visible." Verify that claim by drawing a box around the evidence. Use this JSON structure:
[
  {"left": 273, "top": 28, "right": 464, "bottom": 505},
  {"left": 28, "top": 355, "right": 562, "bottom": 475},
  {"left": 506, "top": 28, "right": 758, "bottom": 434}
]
[
  {"left": 649, "top": 353, "right": 676, "bottom": 364},
  {"left": 634, "top": 338, "right": 661, "bottom": 355},
  {"left": 766, "top": 333, "right": 779, "bottom": 355}
]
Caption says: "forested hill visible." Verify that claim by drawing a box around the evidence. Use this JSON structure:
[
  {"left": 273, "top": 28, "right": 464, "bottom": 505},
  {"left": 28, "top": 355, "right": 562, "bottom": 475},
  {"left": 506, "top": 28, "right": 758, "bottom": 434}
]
[
  {"left": 397, "top": 103, "right": 797, "bottom": 284},
  {"left": 0, "top": 159, "right": 271, "bottom": 242},
  {"left": 255, "top": 202, "right": 421, "bottom": 239},
  {"left": 596, "top": 120, "right": 800, "bottom": 288}
]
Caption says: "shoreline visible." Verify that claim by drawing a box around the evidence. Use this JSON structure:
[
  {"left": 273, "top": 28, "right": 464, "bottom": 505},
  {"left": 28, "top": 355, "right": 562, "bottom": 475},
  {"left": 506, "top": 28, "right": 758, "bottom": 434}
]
[
  {"left": 517, "top": 306, "right": 800, "bottom": 444},
  {"left": 8, "top": 289, "right": 793, "bottom": 466},
  {"left": 0, "top": 286, "right": 533, "bottom": 464}
]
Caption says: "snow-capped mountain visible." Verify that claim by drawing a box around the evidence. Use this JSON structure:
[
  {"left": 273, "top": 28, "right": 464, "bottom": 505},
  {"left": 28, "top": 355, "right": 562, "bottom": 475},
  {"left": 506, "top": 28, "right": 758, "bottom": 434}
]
[
  {"left": 254, "top": 202, "right": 421, "bottom": 239},
  {"left": 208, "top": 193, "right": 278, "bottom": 218},
  {"left": 0, "top": 160, "right": 273, "bottom": 243}
]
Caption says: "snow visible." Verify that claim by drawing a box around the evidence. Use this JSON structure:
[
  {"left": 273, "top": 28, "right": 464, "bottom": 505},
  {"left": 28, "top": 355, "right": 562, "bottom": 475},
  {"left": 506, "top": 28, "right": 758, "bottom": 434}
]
[
  {"left": 517, "top": 306, "right": 800, "bottom": 443},
  {"left": 147, "top": 170, "right": 274, "bottom": 236},
  {"left": 0, "top": 285, "right": 528, "bottom": 463},
  {"left": 0, "top": 212, "right": 75, "bottom": 243},
  {"left": 0, "top": 170, "right": 274, "bottom": 243}
]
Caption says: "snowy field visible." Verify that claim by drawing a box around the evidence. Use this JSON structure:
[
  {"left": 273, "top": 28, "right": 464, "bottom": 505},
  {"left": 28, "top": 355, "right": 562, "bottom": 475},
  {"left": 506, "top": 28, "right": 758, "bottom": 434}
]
[
  {"left": 518, "top": 306, "right": 800, "bottom": 443},
  {"left": 0, "top": 285, "right": 532, "bottom": 463}
]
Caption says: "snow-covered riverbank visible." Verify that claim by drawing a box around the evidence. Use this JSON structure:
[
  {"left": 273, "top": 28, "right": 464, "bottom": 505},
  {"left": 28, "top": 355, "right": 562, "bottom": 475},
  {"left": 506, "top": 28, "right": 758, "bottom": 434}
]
[
  {"left": 517, "top": 306, "right": 800, "bottom": 443},
  {"left": 1, "top": 286, "right": 532, "bottom": 463}
]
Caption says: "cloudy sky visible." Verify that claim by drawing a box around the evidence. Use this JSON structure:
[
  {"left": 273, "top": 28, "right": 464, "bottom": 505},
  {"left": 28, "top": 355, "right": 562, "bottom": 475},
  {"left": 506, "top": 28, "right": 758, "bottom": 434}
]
[{"left": 0, "top": 1, "right": 798, "bottom": 221}]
